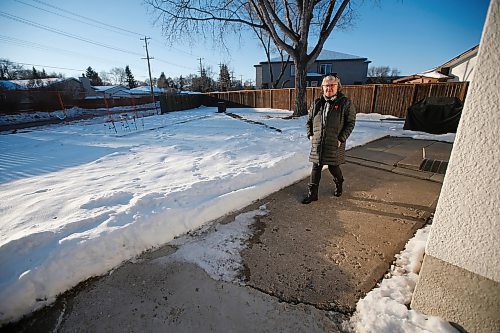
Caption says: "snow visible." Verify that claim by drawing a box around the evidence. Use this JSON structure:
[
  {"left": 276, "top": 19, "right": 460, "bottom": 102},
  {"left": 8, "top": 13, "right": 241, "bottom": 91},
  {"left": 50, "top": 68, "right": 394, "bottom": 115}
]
[
  {"left": 348, "top": 224, "right": 458, "bottom": 333},
  {"left": 0, "top": 105, "right": 456, "bottom": 330},
  {"left": 6, "top": 78, "right": 71, "bottom": 89},
  {"left": 416, "top": 69, "right": 451, "bottom": 79},
  {"left": 0, "top": 104, "right": 158, "bottom": 126},
  {"left": 162, "top": 205, "right": 270, "bottom": 283}
]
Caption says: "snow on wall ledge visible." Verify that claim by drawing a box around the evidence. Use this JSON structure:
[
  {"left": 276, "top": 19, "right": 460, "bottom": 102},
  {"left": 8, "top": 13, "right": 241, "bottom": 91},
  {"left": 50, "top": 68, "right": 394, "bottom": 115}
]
[{"left": 426, "top": 0, "right": 500, "bottom": 282}]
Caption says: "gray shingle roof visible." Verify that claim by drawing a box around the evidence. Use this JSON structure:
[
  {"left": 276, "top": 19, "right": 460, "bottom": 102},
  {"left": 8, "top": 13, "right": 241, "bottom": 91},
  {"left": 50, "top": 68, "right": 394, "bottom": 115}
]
[{"left": 265, "top": 49, "right": 366, "bottom": 63}]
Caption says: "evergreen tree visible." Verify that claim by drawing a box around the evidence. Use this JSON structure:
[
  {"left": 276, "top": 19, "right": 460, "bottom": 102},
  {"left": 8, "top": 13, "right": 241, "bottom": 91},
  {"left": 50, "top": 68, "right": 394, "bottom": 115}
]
[
  {"left": 32, "top": 67, "right": 39, "bottom": 79},
  {"left": 157, "top": 72, "right": 167, "bottom": 88},
  {"left": 218, "top": 64, "right": 231, "bottom": 91},
  {"left": 85, "top": 66, "right": 103, "bottom": 86},
  {"left": 178, "top": 75, "right": 184, "bottom": 90},
  {"left": 125, "top": 65, "right": 137, "bottom": 88},
  {"left": 166, "top": 77, "right": 174, "bottom": 88}
]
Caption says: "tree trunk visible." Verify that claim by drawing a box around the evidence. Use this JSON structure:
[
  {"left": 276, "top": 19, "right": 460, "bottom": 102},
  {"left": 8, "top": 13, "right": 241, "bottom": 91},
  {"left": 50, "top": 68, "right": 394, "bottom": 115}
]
[{"left": 292, "top": 59, "right": 308, "bottom": 117}]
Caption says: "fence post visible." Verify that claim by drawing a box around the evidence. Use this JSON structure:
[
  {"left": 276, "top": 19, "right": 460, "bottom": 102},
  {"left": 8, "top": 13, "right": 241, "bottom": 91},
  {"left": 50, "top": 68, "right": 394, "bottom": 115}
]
[
  {"left": 459, "top": 81, "right": 469, "bottom": 101},
  {"left": 411, "top": 83, "right": 418, "bottom": 106},
  {"left": 56, "top": 92, "right": 68, "bottom": 118},
  {"left": 370, "top": 84, "right": 377, "bottom": 113},
  {"left": 270, "top": 89, "right": 273, "bottom": 109}
]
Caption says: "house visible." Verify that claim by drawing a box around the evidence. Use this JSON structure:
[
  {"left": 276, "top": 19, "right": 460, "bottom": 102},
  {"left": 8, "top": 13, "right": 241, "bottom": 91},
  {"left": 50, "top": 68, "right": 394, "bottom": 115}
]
[
  {"left": 0, "top": 77, "right": 84, "bottom": 111},
  {"left": 129, "top": 86, "right": 176, "bottom": 96},
  {"left": 254, "top": 49, "right": 370, "bottom": 89},
  {"left": 394, "top": 45, "right": 479, "bottom": 84},
  {"left": 3, "top": 77, "right": 84, "bottom": 98},
  {"left": 91, "top": 85, "right": 130, "bottom": 99}
]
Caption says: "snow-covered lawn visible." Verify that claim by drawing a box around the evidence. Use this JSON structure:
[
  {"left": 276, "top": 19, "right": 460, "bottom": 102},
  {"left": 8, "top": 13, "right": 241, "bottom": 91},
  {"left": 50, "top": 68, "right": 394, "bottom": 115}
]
[{"left": 0, "top": 106, "right": 456, "bottom": 331}]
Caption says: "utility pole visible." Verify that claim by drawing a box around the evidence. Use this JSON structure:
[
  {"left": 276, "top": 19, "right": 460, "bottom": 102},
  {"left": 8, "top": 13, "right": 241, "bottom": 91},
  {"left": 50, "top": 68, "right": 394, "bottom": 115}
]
[
  {"left": 218, "top": 62, "right": 223, "bottom": 91},
  {"left": 198, "top": 58, "right": 204, "bottom": 76},
  {"left": 141, "top": 36, "right": 157, "bottom": 112}
]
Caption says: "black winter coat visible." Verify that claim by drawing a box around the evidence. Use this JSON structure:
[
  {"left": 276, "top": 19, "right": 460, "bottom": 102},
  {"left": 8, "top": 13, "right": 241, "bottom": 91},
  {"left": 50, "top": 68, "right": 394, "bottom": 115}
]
[{"left": 306, "top": 92, "right": 356, "bottom": 165}]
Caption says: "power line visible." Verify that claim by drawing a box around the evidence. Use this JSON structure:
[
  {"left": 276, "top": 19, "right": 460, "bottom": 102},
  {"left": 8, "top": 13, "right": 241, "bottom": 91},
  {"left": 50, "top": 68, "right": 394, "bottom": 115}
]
[
  {"left": 155, "top": 58, "right": 197, "bottom": 71},
  {"left": 2, "top": 60, "right": 84, "bottom": 71},
  {"left": 1, "top": 11, "right": 202, "bottom": 73},
  {"left": 14, "top": 0, "right": 139, "bottom": 38},
  {"left": 0, "top": 34, "right": 197, "bottom": 73},
  {"left": 1, "top": 2, "right": 223, "bottom": 77},
  {"left": 30, "top": 0, "right": 144, "bottom": 37},
  {"left": 0, "top": 11, "right": 144, "bottom": 57},
  {"left": 0, "top": 35, "right": 118, "bottom": 64}
]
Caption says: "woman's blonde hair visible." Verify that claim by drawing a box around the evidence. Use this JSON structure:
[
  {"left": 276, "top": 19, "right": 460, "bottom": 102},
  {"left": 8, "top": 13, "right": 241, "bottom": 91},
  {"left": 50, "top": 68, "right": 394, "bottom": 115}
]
[{"left": 322, "top": 75, "right": 342, "bottom": 90}]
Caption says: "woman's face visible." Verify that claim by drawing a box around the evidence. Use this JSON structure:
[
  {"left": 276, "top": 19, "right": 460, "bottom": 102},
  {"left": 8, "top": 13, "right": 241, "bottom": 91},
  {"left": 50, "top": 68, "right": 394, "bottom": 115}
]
[{"left": 322, "top": 78, "right": 338, "bottom": 98}]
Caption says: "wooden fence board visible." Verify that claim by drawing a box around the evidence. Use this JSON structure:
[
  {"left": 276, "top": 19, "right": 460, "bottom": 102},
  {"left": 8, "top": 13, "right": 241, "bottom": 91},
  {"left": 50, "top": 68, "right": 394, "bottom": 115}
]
[{"left": 342, "top": 85, "right": 375, "bottom": 114}]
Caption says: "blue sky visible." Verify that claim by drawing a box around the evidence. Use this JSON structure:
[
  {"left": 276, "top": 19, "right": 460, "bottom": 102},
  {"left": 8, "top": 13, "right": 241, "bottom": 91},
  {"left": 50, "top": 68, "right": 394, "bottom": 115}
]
[{"left": 0, "top": 0, "right": 490, "bottom": 83}]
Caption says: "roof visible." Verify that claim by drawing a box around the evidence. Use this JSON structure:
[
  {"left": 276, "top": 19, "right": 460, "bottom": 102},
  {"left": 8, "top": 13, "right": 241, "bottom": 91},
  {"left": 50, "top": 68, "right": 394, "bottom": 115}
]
[
  {"left": 263, "top": 49, "right": 367, "bottom": 63},
  {"left": 5, "top": 77, "right": 79, "bottom": 89},
  {"left": 394, "top": 45, "right": 479, "bottom": 83},
  {"left": 129, "top": 86, "right": 167, "bottom": 94},
  {"left": 0, "top": 80, "right": 22, "bottom": 90},
  {"left": 438, "top": 44, "right": 479, "bottom": 69},
  {"left": 93, "top": 85, "right": 129, "bottom": 92},
  {"left": 306, "top": 72, "right": 323, "bottom": 77},
  {"left": 415, "top": 69, "right": 451, "bottom": 79},
  {"left": 392, "top": 71, "right": 451, "bottom": 83}
]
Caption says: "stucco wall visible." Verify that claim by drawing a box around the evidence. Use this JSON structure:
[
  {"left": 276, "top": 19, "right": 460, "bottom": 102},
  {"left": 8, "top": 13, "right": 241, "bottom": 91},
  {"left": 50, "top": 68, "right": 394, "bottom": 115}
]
[
  {"left": 412, "top": 255, "right": 500, "bottom": 332},
  {"left": 425, "top": 0, "right": 499, "bottom": 282}
]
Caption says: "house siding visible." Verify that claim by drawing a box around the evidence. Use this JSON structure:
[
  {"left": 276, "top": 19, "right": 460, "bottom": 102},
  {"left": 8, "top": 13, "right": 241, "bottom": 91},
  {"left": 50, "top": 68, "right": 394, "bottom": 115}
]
[
  {"left": 256, "top": 53, "right": 369, "bottom": 89},
  {"left": 448, "top": 56, "right": 477, "bottom": 82}
]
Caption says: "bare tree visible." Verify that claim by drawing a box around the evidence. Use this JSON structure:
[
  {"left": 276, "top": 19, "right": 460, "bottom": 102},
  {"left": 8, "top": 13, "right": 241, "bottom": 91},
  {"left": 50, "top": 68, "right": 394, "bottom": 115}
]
[
  {"left": 100, "top": 71, "right": 112, "bottom": 85},
  {"left": 145, "top": 0, "right": 353, "bottom": 116},
  {"left": 109, "top": 67, "right": 126, "bottom": 85},
  {"left": 367, "top": 66, "right": 401, "bottom": 84}
]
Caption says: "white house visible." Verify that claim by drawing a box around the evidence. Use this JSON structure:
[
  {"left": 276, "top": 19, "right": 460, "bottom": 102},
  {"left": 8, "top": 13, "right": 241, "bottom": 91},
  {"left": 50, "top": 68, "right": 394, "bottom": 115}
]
[
  {"left": 438, "top": 44, "right": 479, "bottom": 82},
  {"left": 394, "top": 45, "right": 479, "bottom": 84}
]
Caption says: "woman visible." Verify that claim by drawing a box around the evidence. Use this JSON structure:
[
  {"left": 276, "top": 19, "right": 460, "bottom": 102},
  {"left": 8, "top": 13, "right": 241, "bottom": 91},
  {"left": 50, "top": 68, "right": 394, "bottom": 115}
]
[{"left": 302, "top": 75, "right": 356, "bottom": 204}]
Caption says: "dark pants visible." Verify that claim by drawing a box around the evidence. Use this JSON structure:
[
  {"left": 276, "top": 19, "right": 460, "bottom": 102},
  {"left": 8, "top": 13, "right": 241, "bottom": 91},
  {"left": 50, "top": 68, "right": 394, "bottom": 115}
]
[{"left": 310, "top": 163, "right": 343, "bottom": 186}]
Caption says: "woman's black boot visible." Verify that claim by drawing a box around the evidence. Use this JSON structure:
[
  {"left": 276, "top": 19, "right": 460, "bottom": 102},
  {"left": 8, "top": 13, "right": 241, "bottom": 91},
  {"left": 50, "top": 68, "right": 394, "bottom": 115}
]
[
  {"left": 334, "top": 179, "right": 344, "bottom": 197},
  {"left": 301, "top": 184, "right": 318, "bottom": 204}
]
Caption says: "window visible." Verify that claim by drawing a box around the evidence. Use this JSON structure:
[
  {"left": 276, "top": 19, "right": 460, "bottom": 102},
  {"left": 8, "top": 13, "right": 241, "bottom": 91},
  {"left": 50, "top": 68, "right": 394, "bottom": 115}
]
[
  {"left": 310, "top": 81, "right": 318, "bottom": 87},
  {"left": 290, "top": 64, "right": 295, "bottom": 77},
  {"left": 320, "top": 63, "right": 332, "bottom": 75}
]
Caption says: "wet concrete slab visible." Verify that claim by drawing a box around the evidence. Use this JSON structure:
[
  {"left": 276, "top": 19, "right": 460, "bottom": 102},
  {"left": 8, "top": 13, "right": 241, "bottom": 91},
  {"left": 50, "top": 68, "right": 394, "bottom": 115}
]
[
  {"left": 347, "top": 137, "right": 453, "bottom": 183},
  {"left": 241, "top": 163, "right": 441, "bottom": 314}
]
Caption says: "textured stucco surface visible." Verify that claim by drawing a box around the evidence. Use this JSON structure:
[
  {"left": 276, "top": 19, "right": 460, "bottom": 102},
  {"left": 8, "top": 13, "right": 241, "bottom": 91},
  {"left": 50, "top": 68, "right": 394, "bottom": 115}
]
[
  {"left": 425, "top": 0, "right": 500, "bottom": 282},
  {"left": 411, "top": 255, "right": 500, "bottom": 333}
]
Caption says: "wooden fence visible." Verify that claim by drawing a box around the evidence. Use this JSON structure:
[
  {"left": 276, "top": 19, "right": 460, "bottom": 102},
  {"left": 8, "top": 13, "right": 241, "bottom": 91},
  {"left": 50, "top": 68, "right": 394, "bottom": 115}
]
[
  {"left": 207, "top": 82, "right": 469, "bottom": 118},
  {"left": 1, "top": 82, "right": 469, "bottom": 119}
]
